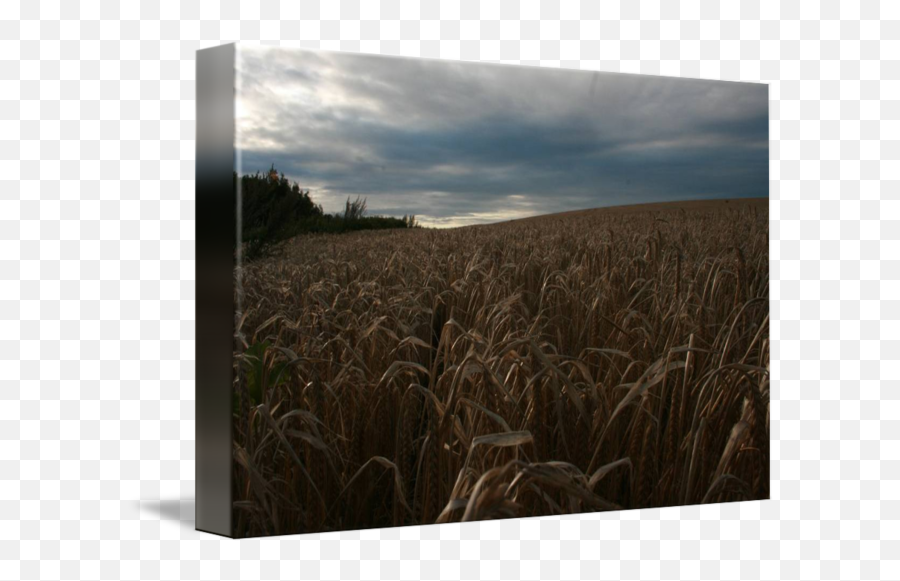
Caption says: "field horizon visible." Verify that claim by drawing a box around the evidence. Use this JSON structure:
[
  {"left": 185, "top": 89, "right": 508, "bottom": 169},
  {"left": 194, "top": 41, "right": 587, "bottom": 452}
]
[
  {"left": 251, "top": 196, "right": 769, "bottom": 241},
  {"left": 424, "top": 196, "right": 768, "bottom": 231}
]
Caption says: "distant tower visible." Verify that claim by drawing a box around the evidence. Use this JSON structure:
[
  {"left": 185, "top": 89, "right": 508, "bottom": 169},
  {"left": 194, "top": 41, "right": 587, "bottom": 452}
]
[{"left": 268, "top": 165, "right": 279, "bottom": 182}]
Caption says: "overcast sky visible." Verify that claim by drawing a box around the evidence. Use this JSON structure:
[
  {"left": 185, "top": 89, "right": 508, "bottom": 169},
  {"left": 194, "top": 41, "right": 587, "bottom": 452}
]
[{"left": 236, "top": 47, "right": 768, "bottom": 228}]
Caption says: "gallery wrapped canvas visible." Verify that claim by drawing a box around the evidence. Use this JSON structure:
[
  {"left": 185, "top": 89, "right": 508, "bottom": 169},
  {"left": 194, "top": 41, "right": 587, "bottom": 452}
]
[{"left": 197, "top": 43, "right": 769, "bottom": 538}]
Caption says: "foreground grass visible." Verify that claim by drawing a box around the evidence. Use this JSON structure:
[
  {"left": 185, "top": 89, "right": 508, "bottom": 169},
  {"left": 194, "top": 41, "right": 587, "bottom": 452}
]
[{"left": 232, "top": 198, "right": 769, "bottom": 537}]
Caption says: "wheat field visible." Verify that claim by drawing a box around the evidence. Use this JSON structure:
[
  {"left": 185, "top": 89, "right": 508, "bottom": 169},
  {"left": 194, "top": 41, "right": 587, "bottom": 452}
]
[{"left": 231, "top": 198, "right": 769, "bottom": 537}]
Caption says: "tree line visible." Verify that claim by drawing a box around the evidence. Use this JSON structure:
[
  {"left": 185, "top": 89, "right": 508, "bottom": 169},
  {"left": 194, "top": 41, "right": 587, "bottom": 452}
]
[{"left": 238, "top": 166, "right": 418, "bottom": 259}]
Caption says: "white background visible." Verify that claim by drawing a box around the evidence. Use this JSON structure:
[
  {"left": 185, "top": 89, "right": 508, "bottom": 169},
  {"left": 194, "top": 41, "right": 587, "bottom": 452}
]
[{"left": 2, "top": 1, "right": 896, "bottom": 579}]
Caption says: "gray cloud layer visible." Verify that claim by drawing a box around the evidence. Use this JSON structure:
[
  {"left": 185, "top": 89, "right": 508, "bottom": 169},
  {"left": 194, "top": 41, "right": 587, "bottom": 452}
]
[{"left": 236, "top": 47, "right": 768, "bottom": 227}]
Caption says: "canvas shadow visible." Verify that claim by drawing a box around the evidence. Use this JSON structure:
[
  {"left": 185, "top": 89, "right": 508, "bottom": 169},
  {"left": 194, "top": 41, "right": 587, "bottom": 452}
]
[{"left": 138, "top": 498, "right": 196, "bottom": 532}]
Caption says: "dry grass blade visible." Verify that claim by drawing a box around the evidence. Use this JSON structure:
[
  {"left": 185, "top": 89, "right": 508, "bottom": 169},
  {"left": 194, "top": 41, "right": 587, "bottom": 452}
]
[
  {"left": 588, "top": 457, "right": 633, "bottom": 489},
  {"left": 459, "top": 398, "right": 513, "bottom": 432},
  {"left": 508, "top": 462, "right": 621, "bottom": 512},
  {"left": 255, "top": 404, "right": 325, "bottom": 509},
  {"left": 377, "top": 361, "right": 430, "bottom": 386},
  {"left": 684, "top": 417, "right": 707, "bottom": 504},
  {"left": 284, "top": 429, "right": 330, "bottom": 452},
  {"left": 528, "top": 340, "right": 591, "bottom": 426},
  {"left": 470, "top": 431, "right": 534, "bottom": 449},
  {"left": 713, "top": 420, "right": 750, "bottom": 481},
  {"left": 589, "top": 358, "right": 686, "bottom": 472},
  {"left": 436, "top": 498, "right": 469, "bottom": 524},
  {"left": 607, "top": 359, "right": 687, "bottom": 429},
  {"left": 335, "top": 456, "right": 413, "bottom": 515},
  {"left": 460, "top": 463, "right": 519, "bottom": 522}
]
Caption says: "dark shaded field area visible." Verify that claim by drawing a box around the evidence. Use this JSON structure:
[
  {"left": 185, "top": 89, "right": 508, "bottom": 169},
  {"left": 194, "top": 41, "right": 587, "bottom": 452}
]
[{"left": 232, "top": 198, "right": 769, "bottom": 537}]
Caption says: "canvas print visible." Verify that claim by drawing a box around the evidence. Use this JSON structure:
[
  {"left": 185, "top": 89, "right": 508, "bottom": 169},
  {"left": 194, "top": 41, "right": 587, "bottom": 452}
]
[{"left": 202, "top": 45, "right": 769, "bottom": 538}]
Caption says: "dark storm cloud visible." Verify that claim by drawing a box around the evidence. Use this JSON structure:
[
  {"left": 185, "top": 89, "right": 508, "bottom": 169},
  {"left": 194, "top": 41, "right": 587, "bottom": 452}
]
[{"left": 236, "top": 47, "right": 768, "bottom": 227}]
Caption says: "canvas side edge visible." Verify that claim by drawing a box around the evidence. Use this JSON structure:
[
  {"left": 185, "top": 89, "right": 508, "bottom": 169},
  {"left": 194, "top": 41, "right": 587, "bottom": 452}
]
[{"left": 195, "top": 43, "right": 235, "bottom": 538}]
